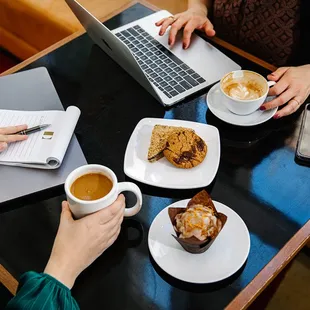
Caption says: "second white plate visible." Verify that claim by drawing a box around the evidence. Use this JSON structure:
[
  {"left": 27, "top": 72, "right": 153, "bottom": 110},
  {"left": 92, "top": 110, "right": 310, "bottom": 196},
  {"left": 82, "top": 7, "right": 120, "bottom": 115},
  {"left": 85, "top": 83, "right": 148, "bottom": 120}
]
[
  {"left": 124, "top": 118, "right": 220, "bottom": 189},
  {"left": 148, "top": 200, "right": 251, "bottom": 283}
]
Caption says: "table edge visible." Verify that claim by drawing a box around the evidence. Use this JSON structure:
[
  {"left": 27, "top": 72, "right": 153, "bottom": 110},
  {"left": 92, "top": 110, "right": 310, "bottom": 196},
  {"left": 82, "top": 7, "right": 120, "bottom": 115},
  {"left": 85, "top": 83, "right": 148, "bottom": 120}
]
[
  {"left": 225, "top": 219, "right": 310, "bottom": 310},
  {"left": 0, "top": 264, "right": 18, "bottom": 295}
]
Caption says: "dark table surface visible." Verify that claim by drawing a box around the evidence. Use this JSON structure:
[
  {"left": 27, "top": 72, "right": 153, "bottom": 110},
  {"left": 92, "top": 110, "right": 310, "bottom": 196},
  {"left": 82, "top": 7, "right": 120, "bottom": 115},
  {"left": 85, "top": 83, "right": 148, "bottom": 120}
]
[{"left": 1, "top": 3, "right": 310, "bottom": 310}]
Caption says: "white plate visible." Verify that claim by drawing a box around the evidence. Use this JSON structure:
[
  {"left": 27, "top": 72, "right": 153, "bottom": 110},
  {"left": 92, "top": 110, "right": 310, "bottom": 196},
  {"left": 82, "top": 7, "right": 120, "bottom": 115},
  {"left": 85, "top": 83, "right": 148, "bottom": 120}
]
[
  {"left": 148, "top": 199, "right": 250, "bottom": 283},
  {"left": 206, "top": 83, "right": 277, "bottom": 126},
  {"left": 124, "top": 118, "right": 220, "bottom": 189}
]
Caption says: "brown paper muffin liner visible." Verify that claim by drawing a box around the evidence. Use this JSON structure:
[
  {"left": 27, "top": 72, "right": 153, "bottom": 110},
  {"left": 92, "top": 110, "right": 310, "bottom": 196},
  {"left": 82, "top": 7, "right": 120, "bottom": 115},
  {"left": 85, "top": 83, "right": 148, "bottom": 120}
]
[{"left": 168, "top": 193, "right": 227, "bottom": 254}]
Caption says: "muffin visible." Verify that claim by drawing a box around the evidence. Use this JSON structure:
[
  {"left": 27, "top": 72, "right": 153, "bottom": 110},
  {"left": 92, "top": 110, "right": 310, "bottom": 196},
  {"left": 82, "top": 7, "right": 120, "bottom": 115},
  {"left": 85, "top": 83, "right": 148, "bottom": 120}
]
[{"left": 168, "top": 191, "right": 227, "bottom": 254}]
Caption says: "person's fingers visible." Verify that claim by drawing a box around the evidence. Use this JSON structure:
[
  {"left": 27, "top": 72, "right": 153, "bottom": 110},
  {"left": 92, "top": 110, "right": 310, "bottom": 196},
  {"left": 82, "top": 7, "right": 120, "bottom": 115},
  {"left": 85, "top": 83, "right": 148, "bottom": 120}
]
[
  {"left": 0, "top": 134, "right": 28, "bottom": 143},
  {"left": 267, "top": 67, "right": 289, "bottom": 82},
  {"left": 201, "top": 19, "right": 216, "bottom": 37},
  {"left": 61, "top": 201, "right": 74, "bottom": 223},
  {"left": 155, "top": 18, "right": 166, "bottom": 27},
  {"left": 106, "top": 225, "right": 121, "bottom": 250},
  {"left": 110, "top": 207, "right": 124, "bottom": 230},
  {"left": 97, "top": 194, "right": 125, "bottom": 226},
  {"left": 96, "top": 214, "right": 123, "bottom": 257},
  {"left": 183, "top": 20, "right": 199, "bottom": 49},
  {"left": 168, "top": 18, "right": 187, "bottom": 46},
  {"left": 0, "top": 142, "right": 8, "bottom": 152},
  {"left": 159, "top": 17, "right": 176, "bottom": 36},
  {"left": 97, "top": 226, "right": 121, "bottom": 257},
  {"left": 0, "top": 124, "right": 28, "bottom": 135},
  {"left": 274, "top": 97, "right": 304, "bottom": 119},
  {"left": 262, "top": 88, "right": 295, "bottom": 110},
  {"left": 102, "top": 202, "right": 125, "bottom": 236},
  {"left": 103, "top": 212, "right": 123, "bottom": 241},
  {"left": 268, "top": 79, "right": 290, "bottom": 96},
  {"left": 118, "top": 194, "right": 126, "bottom": 203}
]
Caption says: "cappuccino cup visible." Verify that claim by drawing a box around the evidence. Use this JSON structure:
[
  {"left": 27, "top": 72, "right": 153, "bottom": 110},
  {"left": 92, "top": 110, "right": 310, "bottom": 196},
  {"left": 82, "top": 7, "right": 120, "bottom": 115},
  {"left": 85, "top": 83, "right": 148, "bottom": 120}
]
[
  {"left": 65, "top": 164, "right": 142, "bottom": 219},
  {"left": 220, "top": 70, "right": 276, "bottom": 115}
]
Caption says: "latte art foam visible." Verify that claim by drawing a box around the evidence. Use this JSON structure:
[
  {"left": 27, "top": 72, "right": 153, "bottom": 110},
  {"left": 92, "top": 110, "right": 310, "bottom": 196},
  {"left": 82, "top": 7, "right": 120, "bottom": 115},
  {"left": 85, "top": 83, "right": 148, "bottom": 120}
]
[{"left": 224, "top": 82, "right": 263, "bottom": 100}]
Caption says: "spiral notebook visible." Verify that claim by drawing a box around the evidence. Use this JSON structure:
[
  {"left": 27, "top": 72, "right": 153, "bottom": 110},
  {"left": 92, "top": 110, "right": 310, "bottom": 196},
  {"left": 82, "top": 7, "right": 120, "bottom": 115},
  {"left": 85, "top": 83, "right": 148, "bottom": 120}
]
[
  {"left": 0, "top": 67, "right": 87, "bottom": 203},
  {"left": 0, "top": 106, "right": 80, "bottom": 169}
]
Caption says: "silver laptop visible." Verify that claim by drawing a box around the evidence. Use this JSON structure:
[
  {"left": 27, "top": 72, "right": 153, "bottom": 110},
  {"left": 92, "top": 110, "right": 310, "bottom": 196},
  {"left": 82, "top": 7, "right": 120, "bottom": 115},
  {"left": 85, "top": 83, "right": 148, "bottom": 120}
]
[{"left": 65, "top": 0, "right": 240, "bottom": 106}]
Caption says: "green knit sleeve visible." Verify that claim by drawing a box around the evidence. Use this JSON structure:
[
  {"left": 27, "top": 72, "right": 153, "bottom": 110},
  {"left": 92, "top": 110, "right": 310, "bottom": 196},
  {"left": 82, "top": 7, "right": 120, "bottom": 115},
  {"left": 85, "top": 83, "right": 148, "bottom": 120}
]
[{"left": 6, "top": 271, "right": 79, "bottom": 310}]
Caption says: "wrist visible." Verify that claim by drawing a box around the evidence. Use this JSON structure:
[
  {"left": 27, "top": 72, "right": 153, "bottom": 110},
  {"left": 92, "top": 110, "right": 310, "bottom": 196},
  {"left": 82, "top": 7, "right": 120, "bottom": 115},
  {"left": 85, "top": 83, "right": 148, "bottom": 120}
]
[
  {"left": 188, "top": 3, "right": 208, "bottom": 16},
  {"left": 44, "top": 256, "right": 78, "bottom": 289}
]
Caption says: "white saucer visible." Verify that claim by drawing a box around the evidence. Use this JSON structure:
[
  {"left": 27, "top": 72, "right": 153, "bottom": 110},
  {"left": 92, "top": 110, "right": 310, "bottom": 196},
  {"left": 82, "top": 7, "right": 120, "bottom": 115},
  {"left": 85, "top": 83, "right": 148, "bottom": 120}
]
[
  {"left": 206, "top": 83, "right": 277, "bottom": 126},
  {"left": 148, "top": 199, "right": 250, "bottom": 283},
  {"left": 124, "top": 118, "right": 220, "bottom": 189}
]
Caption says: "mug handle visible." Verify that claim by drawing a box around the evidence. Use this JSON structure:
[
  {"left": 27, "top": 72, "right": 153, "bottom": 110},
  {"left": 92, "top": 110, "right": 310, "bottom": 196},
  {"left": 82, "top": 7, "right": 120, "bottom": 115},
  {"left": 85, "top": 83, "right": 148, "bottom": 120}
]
[
  {"left": 267, "top": 81, "right": 276, "bottom": 88},
  {"left": 117, "top": 182, "right": 142, "bottom": 217}
]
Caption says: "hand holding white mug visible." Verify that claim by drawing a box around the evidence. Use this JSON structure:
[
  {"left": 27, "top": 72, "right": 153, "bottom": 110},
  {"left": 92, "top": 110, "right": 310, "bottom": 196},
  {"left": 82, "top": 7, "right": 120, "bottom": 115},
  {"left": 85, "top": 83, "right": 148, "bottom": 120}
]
[
  {"left": 260, "top": 65, "right": 310, "bottom": 118},
  {"left": 0, "top": 125, "right": 28, "bottom": 152},
  {"left": 65, "top": 165, "right": 142, "bottom": 219},
  {"left": 44, "top": 197, "right": 125, "bottom": 289}
]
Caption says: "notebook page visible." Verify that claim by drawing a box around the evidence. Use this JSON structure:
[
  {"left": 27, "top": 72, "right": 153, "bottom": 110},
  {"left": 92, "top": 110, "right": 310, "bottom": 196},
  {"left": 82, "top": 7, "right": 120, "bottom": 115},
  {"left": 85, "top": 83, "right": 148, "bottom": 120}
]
[{"left": 0, "top": 110, "right": 63, "bottom": 165}]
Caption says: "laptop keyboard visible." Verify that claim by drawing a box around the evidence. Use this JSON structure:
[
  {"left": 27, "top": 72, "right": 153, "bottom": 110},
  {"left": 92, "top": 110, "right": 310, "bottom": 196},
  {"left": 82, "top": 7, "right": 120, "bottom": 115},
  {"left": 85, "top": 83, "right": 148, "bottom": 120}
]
[{"left": 115, "top": 25, "right": 206, "bottom": 99}]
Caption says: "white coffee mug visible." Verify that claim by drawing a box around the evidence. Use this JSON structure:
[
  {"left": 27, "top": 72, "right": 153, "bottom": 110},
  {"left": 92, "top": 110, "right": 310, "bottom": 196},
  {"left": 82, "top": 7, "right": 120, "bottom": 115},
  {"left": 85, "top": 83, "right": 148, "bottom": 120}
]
[
  {"left": 65, "top": 164, "right": 142, "bottom": 219},
  {"left": 220, "top": 70, "right": 276, "bottom": 115}
]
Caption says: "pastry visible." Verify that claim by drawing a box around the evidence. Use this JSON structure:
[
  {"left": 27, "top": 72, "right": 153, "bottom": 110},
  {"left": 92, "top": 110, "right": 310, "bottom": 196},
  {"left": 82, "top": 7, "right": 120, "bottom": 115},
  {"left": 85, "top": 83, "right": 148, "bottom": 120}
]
[
  {"left": 147, "top": 125, "right": 193, "bottom": 162},
  {"left": 163, "top": 130, "right": 207, "bottom": 169},
  {"left": 168, "top": 190, "right": 227, "bottom": 254}
]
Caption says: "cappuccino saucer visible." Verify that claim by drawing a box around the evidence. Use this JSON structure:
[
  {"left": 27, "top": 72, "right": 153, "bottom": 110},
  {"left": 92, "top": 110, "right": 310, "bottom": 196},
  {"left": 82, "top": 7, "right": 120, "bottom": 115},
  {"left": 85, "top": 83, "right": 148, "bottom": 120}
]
[{"left": 206, "top": 83, "right": 277, "bottom": 126}]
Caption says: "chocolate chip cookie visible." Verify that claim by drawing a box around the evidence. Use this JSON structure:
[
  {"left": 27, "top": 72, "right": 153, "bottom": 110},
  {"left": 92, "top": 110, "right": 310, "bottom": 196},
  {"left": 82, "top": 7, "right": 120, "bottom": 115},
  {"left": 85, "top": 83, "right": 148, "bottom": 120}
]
[
  {"left": 148, "top": 125, "right": 194, "bottom": 162},
  {"left": 163, "top": 131, "right": 207, "bottom": 169}
]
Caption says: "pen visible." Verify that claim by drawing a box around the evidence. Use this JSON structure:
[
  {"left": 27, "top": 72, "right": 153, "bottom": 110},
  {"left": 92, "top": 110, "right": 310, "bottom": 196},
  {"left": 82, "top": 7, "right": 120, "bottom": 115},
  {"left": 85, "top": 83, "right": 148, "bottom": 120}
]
[{"left": 15, "top": 124, "right": 51, "bottom": 135}]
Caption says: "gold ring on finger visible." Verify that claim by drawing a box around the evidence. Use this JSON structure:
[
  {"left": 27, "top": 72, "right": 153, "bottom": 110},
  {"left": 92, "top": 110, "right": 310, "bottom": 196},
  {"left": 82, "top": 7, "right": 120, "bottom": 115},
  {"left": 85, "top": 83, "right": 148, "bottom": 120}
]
[
  {"left": 292, "top": 98, "right": 301, "bottom": 106},
  {"left": 168, "top": 16, "right": 177, "bottom": 22}
]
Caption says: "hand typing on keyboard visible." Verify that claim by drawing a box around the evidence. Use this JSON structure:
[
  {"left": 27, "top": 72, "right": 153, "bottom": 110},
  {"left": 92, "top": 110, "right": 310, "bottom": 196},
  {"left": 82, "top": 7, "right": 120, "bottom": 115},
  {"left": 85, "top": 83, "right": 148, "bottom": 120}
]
[{"left": 155, "top": 5, "right": 215, "bottom": 49}]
